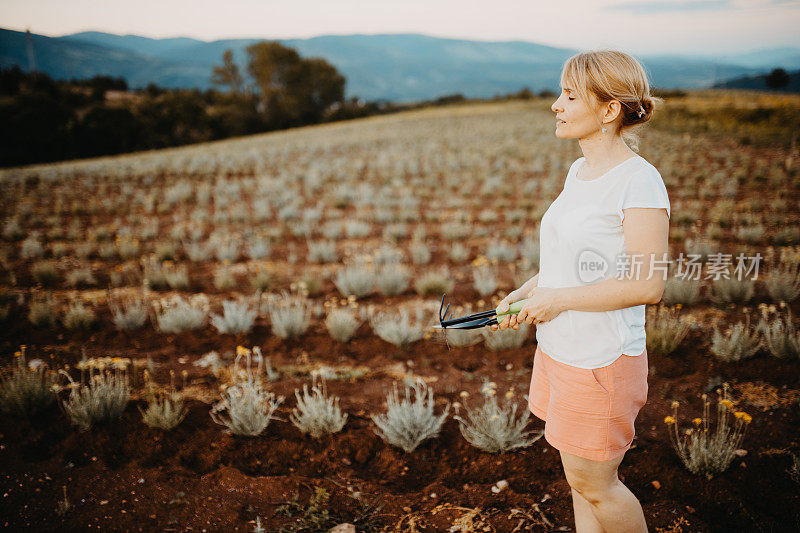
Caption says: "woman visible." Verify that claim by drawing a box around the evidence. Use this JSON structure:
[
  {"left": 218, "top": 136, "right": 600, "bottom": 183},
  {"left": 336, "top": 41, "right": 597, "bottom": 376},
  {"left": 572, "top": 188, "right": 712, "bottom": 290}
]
[{"left": 491, "top": 50, "right": 670, "bottom": 533}]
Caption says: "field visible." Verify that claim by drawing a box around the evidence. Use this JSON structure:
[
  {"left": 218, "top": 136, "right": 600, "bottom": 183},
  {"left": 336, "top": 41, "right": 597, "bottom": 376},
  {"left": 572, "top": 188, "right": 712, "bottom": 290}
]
[{"left": 1, "top": 92, "right": 800, "bottom": 532}]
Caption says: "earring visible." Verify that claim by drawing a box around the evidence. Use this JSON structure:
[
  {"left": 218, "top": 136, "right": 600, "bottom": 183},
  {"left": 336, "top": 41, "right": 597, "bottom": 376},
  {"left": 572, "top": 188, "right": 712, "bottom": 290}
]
[{"left": 601, "top": 125, "right": 607, "bottom": 133}]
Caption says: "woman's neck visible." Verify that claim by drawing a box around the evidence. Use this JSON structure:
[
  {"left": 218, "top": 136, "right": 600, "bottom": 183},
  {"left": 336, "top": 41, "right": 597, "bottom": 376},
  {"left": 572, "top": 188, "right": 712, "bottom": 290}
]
[{"left": 578, "top": 133, "right": 637, "bottom": 171}]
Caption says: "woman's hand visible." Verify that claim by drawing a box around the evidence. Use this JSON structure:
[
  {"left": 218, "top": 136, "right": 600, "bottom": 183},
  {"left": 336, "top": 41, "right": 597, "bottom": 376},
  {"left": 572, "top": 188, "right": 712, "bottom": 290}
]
[
  {"left": 516, "top": 287, "right": 563, "bottom": 325},
  {"left": 490, "top": 290, "right": 521, "bottom": 331}
]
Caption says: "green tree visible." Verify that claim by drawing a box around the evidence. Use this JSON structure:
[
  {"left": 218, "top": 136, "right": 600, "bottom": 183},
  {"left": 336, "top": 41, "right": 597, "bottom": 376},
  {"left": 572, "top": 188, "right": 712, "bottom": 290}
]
[
  {"left": 244, "top": 41, "right": 345, "bottom": 127},
  {"left": 281, "top": 57, "right": 345, "bottom": 124},
  {"left": 211, "top": 49, "right": 244, "bottom": 94},
  {"left": 765, "top": 68, "right": 790, "bottom": 91}
]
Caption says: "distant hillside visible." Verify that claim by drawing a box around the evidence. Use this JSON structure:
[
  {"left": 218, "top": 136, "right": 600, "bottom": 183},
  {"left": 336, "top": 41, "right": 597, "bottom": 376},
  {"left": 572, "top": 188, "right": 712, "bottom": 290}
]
[
  {"left": 1, "top": 27, "right": 791, "bottom": 101},
  {"left": 713, "top": 69, "right": 800, "bottom": 92}
]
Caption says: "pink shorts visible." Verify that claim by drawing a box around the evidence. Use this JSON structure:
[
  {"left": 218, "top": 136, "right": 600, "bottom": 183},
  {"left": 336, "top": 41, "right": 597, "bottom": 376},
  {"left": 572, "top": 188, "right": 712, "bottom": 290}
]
[{"left": 528, "top": 344, "right": 648, "bottom": 461}]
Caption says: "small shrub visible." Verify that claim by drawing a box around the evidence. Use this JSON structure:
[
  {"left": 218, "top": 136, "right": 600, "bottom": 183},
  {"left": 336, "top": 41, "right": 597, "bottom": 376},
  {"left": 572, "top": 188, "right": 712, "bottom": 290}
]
[
  {"left": 155, "top": 241, "right": 177, "bottom": 261},
  {"left": 212, "top": 238, "right": 240, "bottom": 262},
  {"left": 297, "top": 273, "right": 324, "bottom": 297},
  {"left": 21, "top": 237, "right": 45, "bottom": 259},
  {"left": 662, "top": 276, "right": 701, "bottom": 306},
  {"left": 473, "top": 265, "right": 498, "bottom": 296},
  {"left": 414, "top": 267, "right": 454, "bottom": 296},
  {"left": 519, "top": 240, "right": 539, "bottom": 269},
  {"left": 249, "top": 268, "right": 272, "bottom": 291},
  {"left": 481, "top": 323, "right": 530, "bottom": 350},
  {"left": 140, "top": 257, "right": 169, "bottom": 290},
  {"left": 376, "top": 263, "right": 410, "bottom": 296},
  {"left": 62, "top": 301, "right": 95, "bottom": 330},
  {"left": 756, "top": 306, "right": 800, "bottom": 360},
  {"left": 264, "top": 293, "right": 310, "bottom": 339},
  {"left": 709, "top": 276, "right": 754, "bottom": 305},
  {"left": 345, "top": 220, "right": 371, "bottom": 238},
  {"left": 164, "top": 263, "right": 190, "bottom": 290},
  {"left": 307, "top": 240, "right": 338, "bottom": 263},
  {"left": 31, "top": 260, "right": 60, "bottom": 286},
  {"left": 664, "top": 384, "right": 752, "bottom": 480},
  {"left": 789, "top": 454, "right": 800, "bottom": 485},
  {"left": 109, "top": 295, "right": 148, "bottom": 331},
  {"left": 138, "top": 373, "right": 188, "bottom": 430},
  {"left": 213, "top": 265, "right": 237, "bottom": 290},
  {"left": 685, "top": 238, "right": 715, "bottom": 263},
  {"left": 59, "top": 367, "right": 130, "bottom": 431},
  {"left": 209, "top": 348, "right": 284, "bottom": 436},
  {"left": 371, "top": 308, "right": 426, "bottom": 348},
  {"left": 371, "top": 378, "right": 450, "bottom": 452},
  {"left": 28, "top": 295, "right": 58, "bottom": 327},
  {"left": 410, "top": 240, "right": 431, "bottom": 264},
  {"left": 0, "top": 346, "right": 57, "bottom": 417},
  {"left": 449, "top": 243, "right": 470, "bottom": 263},
  {"left": 443, "top": 328, "right": 481, "bottom": 347},
  {"left": 710, "top": 315, "right": 762, "bottom": 362},
  {"left": 320, "top": 221, "right": 342, "bottom": 240},
  {"left": 486, "top": 241, "right": 517, "bottom": 263},
  {"left": 333, "top": 262, "right": 375, "bottom": 298},
  {"left": 245, "top": 236, "right": 271, "bottom": 260},
  {"left": 763, "top": 261, "right": 800, "bottom": 303},
  {"left": 116, "top": 237, "right": 140, "bottom": 260},
  {"left": 440, "top": 221, "right": 469, "bottom": 241},
  {"left": 65, "top": 267, "right": 97, "bottom": 288},
  {"left": 374, "top": 244, "right": 404, "bottom": 265},
  {"left": 210, "top": 299, "right": 257, "bottom": 334},
  {"left": 646, "top": 305, "right": 691, "bottom": 356},
  {"left": 289, "top": 382, "right": 348, "bottom": 439},
  {"left": 154, "top": 295, "right": 207, "bottom": 334},
  {"left": 453, "top": 392, "right": 543, "bottom": 453},
  {"left": 184, "top": 241, "right": 212, "bottom": 262},
  {"left": 736, "top": 224, "right": 765, "bottom": 245},
  {"left": 772, "top": 226, "right": 800, "bottom": 245},
  {"left": 325, "top": 308, "right": 361, "bottom": 343}
]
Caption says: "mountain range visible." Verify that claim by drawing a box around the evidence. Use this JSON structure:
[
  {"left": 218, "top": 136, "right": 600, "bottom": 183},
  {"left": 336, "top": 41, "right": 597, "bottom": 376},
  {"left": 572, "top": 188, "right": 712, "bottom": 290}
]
[{"left": 1, "top": 28, "right": 798, "bottom": 102}]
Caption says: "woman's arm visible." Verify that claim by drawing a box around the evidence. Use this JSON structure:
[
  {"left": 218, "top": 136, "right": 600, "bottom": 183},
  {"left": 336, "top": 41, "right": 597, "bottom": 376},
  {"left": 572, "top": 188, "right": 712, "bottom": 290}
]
[
  {"left": 555, "top": 207, "right": 669, "bottom": 313},
  {"left": 512, "top": 207, "right": 669, "bottom": 327}
]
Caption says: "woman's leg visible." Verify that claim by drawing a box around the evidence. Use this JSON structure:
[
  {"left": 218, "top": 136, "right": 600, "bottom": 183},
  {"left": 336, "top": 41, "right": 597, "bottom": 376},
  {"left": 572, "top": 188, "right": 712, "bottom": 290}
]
[
  {"left": 559, "top": 450, "right": 647, "bottom": 533},
  {"left": 571, "top": 487, "right": 606, "bottom": 533}
]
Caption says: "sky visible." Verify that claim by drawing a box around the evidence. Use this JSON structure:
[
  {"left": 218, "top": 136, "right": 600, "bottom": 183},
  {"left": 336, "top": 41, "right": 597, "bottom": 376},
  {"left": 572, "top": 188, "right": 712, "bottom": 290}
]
[{"left": 2, "top": 0, "right": 800, "bottom": 56}]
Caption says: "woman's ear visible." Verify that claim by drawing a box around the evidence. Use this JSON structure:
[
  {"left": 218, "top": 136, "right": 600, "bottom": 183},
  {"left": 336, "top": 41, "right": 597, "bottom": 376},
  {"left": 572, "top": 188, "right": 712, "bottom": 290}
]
[{"left": 604, "top": 100, "right": 622, "bottom": 123}]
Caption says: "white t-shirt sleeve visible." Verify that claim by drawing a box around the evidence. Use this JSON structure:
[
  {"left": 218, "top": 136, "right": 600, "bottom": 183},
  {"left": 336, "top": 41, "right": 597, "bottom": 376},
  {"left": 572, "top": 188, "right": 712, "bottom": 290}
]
[{"left": 617, "top": 166, "right": 671, "bottom": 223}]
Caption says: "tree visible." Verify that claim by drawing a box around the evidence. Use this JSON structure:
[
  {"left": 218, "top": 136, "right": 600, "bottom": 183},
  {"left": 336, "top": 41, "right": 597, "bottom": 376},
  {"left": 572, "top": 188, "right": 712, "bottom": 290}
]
[
  {"left": 244, "top": 41, "right": 345, "bottom": 127},
  {"left": 246, "top": 41, "right": 302, "bottom": 112},
  {"left": 765, "top": 68, "right": 789, "bottom": 91},
  {"left": 281, "top": 57, "right": 345, "bottom": 123},
  {"left": 211, "top": 50, "right": 243, "bottom": 94}
]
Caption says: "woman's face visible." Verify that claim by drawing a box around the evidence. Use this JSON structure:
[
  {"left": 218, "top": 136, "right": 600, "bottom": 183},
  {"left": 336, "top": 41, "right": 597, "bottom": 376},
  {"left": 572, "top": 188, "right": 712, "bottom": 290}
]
[{"left": 550, "top": 82, "right": 603, "bottom": 140}]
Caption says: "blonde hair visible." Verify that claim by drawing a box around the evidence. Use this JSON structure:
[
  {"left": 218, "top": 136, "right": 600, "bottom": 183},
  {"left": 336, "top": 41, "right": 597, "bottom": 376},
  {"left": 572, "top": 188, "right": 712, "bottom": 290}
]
[{"left": 560, "top": 50, "right": 663, "bottom": 152}]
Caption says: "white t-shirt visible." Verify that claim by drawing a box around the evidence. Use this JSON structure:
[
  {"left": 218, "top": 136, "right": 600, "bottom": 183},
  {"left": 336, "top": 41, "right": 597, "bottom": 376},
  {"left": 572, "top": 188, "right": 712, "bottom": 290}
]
[{"left": 535, "top": 154, "right": 671, "bottom": 369}]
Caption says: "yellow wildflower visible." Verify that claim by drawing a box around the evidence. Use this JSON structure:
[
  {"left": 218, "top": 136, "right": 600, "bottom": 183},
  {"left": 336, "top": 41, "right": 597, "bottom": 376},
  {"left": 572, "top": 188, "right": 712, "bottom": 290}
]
[
  {"left": 14, "top": 351, "right": 21, "bottom": 357},
  {"left": 671, "top": 400, "right": 679, "bottom": 409},
  {"left": 236, "top": 345, "right": 249, "bottom": 356},
  {"left": 692, "top": 418, "right": 702, "bottom": 426},
  {"left": 734, "top": 411, "right": 752, "bottom": 423},
  {"left": 719, "top": 399, "right": 734, "bottom": 409},
  {"left": 664, "top": 416, "right": 676, "bottom": 425},
  {"left": 675, "top": 304, "right": 682, "bottom": 310}
]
